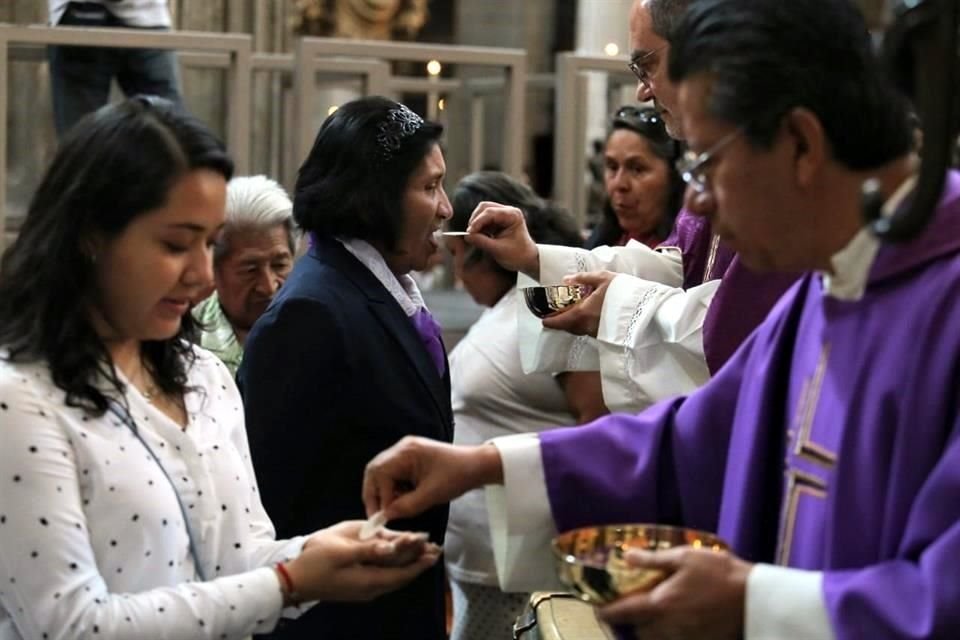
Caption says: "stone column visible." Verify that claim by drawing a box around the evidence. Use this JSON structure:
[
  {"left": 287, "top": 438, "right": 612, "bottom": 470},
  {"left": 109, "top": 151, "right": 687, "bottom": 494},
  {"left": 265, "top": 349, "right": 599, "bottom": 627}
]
[
  {"left": 452, "top": 0, "right": 556, "bottom": 183},
  {"left": 4, "top": 0, "right": 55, "bottom": 239},
  {"left": 576, "top": 0, "right": 633, "bottom": 145},
  {"left": 572, "top": 0, "right": 633, "bottom": 226}
]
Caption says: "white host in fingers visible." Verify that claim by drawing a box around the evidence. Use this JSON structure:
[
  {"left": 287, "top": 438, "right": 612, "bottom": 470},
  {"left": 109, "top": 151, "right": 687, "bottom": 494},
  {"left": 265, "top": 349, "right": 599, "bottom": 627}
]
[{"left": 359, "top": 510, "right": 389, "bottom": 541}]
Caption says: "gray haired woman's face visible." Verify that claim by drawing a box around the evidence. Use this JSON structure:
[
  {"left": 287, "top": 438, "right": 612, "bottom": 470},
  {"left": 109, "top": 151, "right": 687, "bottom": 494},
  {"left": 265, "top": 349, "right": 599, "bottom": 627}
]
[{"left": 214, "top": 224, "right": 294, "bottom": 333}]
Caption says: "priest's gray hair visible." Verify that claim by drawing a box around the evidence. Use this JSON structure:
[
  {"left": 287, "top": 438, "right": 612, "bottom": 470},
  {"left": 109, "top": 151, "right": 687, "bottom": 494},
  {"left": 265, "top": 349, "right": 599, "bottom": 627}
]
[{"left": 215, "top": 175, "right": 299, "bottom": 263}]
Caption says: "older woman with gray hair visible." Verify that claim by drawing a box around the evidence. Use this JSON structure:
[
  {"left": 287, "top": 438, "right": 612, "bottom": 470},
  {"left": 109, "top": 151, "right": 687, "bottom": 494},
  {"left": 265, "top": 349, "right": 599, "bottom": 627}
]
[{"left": 193, "top": 174, "right": 298, "bottom": 374}]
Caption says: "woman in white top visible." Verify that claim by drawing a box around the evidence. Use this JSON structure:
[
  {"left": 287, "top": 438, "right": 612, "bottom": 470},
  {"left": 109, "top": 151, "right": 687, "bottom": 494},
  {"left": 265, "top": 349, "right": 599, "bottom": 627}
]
[
  {"left": 443, "top": 172, "right": 608, "bottom": 640},
  {"left": 0, "top": 96, "right": 438, "bottom": 640}
]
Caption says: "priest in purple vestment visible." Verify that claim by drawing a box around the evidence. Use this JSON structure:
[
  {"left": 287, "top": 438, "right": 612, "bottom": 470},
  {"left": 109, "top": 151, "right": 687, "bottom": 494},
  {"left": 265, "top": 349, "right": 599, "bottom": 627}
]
[{"left": 362, "top": 1, "right": 960, "bottom": 638}]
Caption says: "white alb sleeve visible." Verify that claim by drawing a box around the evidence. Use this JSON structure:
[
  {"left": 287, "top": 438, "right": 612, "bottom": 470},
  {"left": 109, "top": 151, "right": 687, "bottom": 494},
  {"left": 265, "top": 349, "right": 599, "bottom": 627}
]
[
  {"left": 519, "top": 243, "right": 684, "bottom": 375},
  {"left": 486, "top": 435, "right": 563, "bottom": 593},
  {"left": 517, "top": 272, "right": 600, "bottom": 373},
  {"left": 596, "top": 276, "right": 719, "bottom": 412},
  {"left": 746, "top": 564, "right": 834, "bottom": 639},
  {"left": 536, "top": 242, "right": 683, "bottom": 286}
]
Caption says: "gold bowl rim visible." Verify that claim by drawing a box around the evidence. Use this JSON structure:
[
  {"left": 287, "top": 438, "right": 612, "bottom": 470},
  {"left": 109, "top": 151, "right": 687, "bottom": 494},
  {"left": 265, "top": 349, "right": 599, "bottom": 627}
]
[
  {"left": 551, "top": 523, "right": 730, "bottom": 569},
  {"left": 520, "top": 284, "right": 590, "bottom": 317},
  {"left": 520, "top": 283, "right": 590, "bottom": 293}
]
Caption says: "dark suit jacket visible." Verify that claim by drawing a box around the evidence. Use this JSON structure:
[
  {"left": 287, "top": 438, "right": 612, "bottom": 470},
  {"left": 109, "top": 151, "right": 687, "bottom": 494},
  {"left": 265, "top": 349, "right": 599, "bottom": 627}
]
[{"left": 239, "top": 237, "right": 453, "bottom": 640}]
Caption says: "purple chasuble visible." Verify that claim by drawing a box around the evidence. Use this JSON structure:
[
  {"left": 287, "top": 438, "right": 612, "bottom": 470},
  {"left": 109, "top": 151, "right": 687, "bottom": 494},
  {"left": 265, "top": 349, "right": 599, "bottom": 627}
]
[
  {"left": 659, "top": 209, "right": 799, "bottom": 373},
  {"left": 541, "top": 171, "right": 960, "bottom": 639},
  {"left": 701, "top": 257, "right": 800, "bottom": 373},
  {"left": 411, "top": 306, "right": 446, "bottom": 377},
  {"left": 659, "top": 209, "right": 728, "bottom": 288}
]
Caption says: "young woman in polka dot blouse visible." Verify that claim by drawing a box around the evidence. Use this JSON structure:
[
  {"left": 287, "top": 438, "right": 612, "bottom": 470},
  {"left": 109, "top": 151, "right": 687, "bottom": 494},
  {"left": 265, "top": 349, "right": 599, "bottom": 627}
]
[{"left": 0, "top": 97, "right": 439, "bottom": 640}]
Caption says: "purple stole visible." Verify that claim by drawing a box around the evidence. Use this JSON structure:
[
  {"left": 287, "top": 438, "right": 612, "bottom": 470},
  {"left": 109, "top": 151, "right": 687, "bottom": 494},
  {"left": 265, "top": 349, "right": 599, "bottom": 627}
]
[
  {"left": 659, "top": 209, "right": 798, "bottom": 372},
  {"left": 411, "top": 306, "right": 446, "bottom": 377}
]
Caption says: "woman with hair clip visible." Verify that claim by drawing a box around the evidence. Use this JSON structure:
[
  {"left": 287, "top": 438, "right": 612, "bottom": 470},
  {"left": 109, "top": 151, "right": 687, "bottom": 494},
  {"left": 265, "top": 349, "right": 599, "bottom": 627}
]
[
  {"left": 587, "top": 105, "right": 684, "bottom": 249},
  {"left": 443, "top": 171, "right": 608, "bottom": 640},
  {"left": 0, "top": 96, "right": 439, "bottom": 640},
  {"left": 239, "top": 96, "right": 454, "bottom": 640}
]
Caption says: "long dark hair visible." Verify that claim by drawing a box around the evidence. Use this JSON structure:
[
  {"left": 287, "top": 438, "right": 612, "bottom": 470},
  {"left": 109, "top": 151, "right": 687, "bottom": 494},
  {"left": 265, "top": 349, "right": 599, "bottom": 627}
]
[
  {"left": 294, "top": 96, "right": 444, "bottom": 251},
  {"left": 588, "top": 106, "right": 683, "bottom": 248},
  {"left": 0, "top": 96, "right": 234, "bottom": 415}
]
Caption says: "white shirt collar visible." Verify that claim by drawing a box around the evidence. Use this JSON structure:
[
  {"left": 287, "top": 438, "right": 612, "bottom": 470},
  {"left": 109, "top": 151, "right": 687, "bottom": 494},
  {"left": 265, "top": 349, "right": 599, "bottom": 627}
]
[
  {"left": 336, "top": 237, "right": 426, "bottom": 317},
  {"left": 821, "top": 175, "right": 917, "bottom": 301}
]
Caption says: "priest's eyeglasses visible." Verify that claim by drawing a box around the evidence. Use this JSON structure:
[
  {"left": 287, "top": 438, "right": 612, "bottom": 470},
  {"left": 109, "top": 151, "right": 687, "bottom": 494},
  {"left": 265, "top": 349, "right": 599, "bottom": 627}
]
[
  {"left": 675, "top": 127, "right": 746, "bottom": 193},
  {"left": 627, "top": 45, "right": 668, "bottom": 88}
]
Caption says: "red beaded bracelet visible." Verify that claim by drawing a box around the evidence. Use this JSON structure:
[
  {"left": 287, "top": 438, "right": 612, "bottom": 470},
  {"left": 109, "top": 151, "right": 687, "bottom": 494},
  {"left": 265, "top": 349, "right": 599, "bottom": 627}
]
[{"left": 275, "top": 562, "right": 300, "bottom": 606}]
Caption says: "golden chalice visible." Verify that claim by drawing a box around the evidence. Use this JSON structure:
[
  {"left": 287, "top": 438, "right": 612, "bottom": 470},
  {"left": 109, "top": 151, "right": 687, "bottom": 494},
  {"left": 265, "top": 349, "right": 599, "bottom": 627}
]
[
  {"left": 551, "top": 524, "right": 730, "bottom": 605},
  {"left": 522, "top": 285, "right": 590, "bottom": 318}
]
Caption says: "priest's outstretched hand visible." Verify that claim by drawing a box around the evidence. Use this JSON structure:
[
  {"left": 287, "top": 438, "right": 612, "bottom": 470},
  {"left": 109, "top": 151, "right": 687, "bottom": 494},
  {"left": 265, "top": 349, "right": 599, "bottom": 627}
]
[
  {"left": 598, "top": 547, "right": 753, "bottom": 640},
  {"left": 541, "top": 270, "right": 618, "bottom": 337},
  {"left": 363, "top": 436, "right": 504, "bottom": 520},
  {"left": 465, "top": 201, "right": 541, "bottom": 279}
]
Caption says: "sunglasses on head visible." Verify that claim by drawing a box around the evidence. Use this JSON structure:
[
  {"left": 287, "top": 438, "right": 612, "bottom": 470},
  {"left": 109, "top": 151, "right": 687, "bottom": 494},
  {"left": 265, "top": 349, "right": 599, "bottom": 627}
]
[
  {"left": 615, "top": 105, "right": 660, "bottom": 121},
  {"left": 612, "top": 106, "right": 671, "bottom": 142}
]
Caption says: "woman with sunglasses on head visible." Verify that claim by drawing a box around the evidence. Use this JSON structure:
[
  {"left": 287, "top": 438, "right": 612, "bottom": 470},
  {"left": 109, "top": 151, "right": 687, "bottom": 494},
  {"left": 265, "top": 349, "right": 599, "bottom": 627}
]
[
  {"left": 0, "top": 96, "right": 439, "bottom": 640},
  {"left": 587, "top": 106, "right": 684, "bottom": 249}
]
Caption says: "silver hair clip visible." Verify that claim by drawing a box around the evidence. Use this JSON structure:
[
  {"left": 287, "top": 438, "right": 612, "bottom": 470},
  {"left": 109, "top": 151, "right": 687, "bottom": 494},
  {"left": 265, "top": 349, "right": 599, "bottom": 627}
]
[{"left": 376, "top": 104, "right": 424, "bottom": 162}]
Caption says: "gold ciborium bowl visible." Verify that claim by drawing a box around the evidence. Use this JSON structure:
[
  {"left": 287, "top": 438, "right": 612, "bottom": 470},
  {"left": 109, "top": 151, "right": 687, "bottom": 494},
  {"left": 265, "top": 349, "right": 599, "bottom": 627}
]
[
  {"left": 551, "top": 524, "right": 730, "bottom": 605},
  {"left": 522, "top": 285, "right": 589, "bottom": 318}
]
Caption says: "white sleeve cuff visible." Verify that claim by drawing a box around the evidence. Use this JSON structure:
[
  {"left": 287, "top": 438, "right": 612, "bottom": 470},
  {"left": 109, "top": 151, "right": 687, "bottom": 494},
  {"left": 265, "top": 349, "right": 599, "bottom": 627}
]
[
  {"left": 537, "top": 243, "right": 683, "bottom": 287},
  {"left": 486, "top": 435, "right": 563, "bottom": 593},
  {"left": 594, "top": 276, "right": 714, "bottom": 412},
  {"left": 516, "top": 272, "right": 599, "bottom": 374},
  {"left": 537, "top": 245, "right": 590, "bottom": 285},
  {"left": 597, "top": 277, "right": 719, "bottom": 350},
  {"left": 746, "top": 564, "right": 833, "bottom": 640}
]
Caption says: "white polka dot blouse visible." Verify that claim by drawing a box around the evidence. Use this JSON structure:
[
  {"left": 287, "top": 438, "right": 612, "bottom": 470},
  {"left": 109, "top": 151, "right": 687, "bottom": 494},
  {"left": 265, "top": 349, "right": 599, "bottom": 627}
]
[{"left": 0, "top": 346, "right": 308, "bottom": 639}]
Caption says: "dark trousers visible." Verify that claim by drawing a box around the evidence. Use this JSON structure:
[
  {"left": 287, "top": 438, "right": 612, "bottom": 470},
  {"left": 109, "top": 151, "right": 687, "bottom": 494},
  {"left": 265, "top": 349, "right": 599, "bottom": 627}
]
[{"left": 47, "top": 2, "right": 182, "bottom": 136}]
